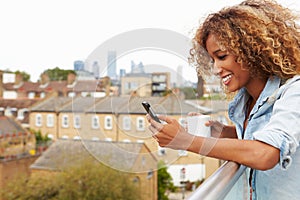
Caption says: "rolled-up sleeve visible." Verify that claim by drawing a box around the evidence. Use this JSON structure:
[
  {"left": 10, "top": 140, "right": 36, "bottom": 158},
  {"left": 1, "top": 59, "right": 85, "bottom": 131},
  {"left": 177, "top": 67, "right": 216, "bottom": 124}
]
[{"left": 253, "top": 80, "right": 300, "bottom": 170}]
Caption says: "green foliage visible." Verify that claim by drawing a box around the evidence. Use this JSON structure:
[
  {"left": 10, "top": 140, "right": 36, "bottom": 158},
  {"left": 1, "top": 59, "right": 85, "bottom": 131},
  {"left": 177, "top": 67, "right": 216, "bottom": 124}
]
[
  {"left": 157, "top": 160, "right": 175, "bottom": 200},
  {"left": 199, "top": 93, "right": 225, "bottom": 100},
  {"left": 15, "top": 70, "right": 31, "bottom": 81},
  {"left": 1, "top": 161, "right": 140, "bottom": 200},
  {"left": 42, "top": 67, "right": 76, "bottom": 81},
  {"left": 2, "top": 69, "right": 31, "bottom": 82},
  {"left": 180, "top": 87, "right": 198, "bottom": 99},
  {"left": 30, "top": 129, "right": 51, "bottom": 145}
]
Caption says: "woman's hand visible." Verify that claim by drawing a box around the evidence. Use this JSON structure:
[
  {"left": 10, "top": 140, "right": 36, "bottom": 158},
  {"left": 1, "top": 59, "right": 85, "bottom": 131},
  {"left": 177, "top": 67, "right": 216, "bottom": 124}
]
[
  {"left": 205, "top": 120, "right": 225, "bottom": 138},
  {"left": 146, "top": 114, "right": 195, "bottom": 150}
]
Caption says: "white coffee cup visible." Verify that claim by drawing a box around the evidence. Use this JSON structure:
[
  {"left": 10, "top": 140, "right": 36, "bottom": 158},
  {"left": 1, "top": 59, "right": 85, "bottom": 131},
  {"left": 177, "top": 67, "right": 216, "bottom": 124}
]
[{"left": 186, "top": 115, "right": 211, "bottom": 137}]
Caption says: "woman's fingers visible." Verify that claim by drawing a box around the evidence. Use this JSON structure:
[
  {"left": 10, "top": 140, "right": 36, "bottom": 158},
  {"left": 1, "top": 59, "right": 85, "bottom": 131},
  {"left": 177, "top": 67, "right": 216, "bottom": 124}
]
[
  {"left": 157, "top": 115, "right": 173, "bottom": 123},
  {"left": 146, "top": 114, "right": 164, "bottom": 130}
]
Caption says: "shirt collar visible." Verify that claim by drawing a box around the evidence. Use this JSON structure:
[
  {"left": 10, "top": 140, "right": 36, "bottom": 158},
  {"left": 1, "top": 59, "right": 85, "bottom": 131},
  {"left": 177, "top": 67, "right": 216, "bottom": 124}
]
[{"left": 228, "top": 76, "right": 281, "bottom": 122}]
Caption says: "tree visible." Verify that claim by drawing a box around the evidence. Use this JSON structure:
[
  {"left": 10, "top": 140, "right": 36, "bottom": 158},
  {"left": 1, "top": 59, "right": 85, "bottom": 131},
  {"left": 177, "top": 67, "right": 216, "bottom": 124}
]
[
  {"left": 30, "top": 129, "right": 51, "bottom": 144},
  {"left": 180, "top": 87, "right": 198, "bottom": 99},
  {"left": 1, "top": 160, "right": 140, "bottom": 200},
  {"left": 15, "top": 70, "right": 31, "bottom": 82},
  {"left": 3, "top": 69, "right": 31, "bottom": 82},
  {"left": 157, "top": 160, "right": 175, "bottom": 200},
  {"left": 42, "top": 67, "right": 75, "bottom": 81}
]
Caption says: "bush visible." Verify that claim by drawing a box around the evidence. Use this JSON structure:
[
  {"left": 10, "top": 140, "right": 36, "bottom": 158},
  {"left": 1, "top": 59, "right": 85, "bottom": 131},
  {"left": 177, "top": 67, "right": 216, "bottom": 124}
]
[{"left": 1, "top": 161, "right": 140, "bottom": 200}]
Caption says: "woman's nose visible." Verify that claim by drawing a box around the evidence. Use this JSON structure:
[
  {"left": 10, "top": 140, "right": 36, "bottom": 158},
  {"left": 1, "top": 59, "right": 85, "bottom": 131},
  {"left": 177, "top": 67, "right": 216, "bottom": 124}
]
[{"left": 213, "top": 62, "right": 222, "bottom": 76}]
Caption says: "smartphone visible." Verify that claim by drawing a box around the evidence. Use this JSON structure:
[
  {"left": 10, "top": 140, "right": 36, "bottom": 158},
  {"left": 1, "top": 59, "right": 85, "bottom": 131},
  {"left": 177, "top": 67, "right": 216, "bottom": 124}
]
[{"left": 142, "top": 101, "right": 161, "bottom": 123}]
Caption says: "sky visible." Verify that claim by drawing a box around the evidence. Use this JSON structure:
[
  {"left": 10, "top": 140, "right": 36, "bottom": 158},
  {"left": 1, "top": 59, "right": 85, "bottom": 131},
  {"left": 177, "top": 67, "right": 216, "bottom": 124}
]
[{"left": 0, "top": 0, "right": 299, "bottom": 82}]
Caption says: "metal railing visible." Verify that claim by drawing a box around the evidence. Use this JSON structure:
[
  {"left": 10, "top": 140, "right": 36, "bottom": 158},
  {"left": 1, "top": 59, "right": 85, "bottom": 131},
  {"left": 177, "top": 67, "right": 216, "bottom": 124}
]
[{"left": 188, "top": 161, "right": 247, "bottom": 200}]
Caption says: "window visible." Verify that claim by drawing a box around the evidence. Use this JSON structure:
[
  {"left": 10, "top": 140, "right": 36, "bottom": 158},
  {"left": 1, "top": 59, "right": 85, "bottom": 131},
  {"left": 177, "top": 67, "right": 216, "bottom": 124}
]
[
  {"left": 122, "top": 116, "right": 131, "bottom": 130},
  {"left": 46, "top": 114, "right": 54, "bottom": 127},
  {"left": 81, "top": 92, "right": 89, "bottom": 97},
  {"left": 68, "top": 92, "right": 76, "bottom": 97},
  {"left": 92, "top": 115, "right": 99, "bottom": 129},
  {"left": 40, "top": 92, "right": 46, "bottom": 98},
  {"left": 158, "top": 146, "right": 166, "bottom": 156},
  {"left": 35, "top": 114, "right": 42, "bottom": 127},
  {"left": 17, "top": 108, "right": 28, "bottom": 120},
  {"left": 136, "top": 117, "right": 145, "bottom": 131},
  {"left": 104, "top": 116, "right": 113, "bottom": 130},
  {"left": 74, "top": 115, "right": 81, "bottom": 129},
  {"left": 61, "top": 135, "right": 69, "bottom": 139},
  {"left": 124, "top": 82, "right": 138, "bottom": 90},
  {"left": 73, "top": 136, "right": 81, "bottom": 140},
  {"left": 61, "top": 114, "right": 69, "bottom": 128},
  {"left": 28, "top": 92, "right": 35, "bottom": 99}
]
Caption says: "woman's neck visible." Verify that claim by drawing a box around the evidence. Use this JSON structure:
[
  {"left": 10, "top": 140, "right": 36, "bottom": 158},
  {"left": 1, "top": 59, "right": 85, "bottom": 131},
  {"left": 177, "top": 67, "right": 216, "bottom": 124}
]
[{"left": 245, "top": 77, "right": 268, "bottom": 101}]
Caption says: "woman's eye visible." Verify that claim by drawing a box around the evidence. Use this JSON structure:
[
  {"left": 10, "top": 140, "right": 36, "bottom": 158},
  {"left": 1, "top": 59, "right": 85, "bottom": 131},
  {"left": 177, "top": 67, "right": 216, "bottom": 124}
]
[{"left": 218, "top": 55, "right": 227, "bottom": 60}]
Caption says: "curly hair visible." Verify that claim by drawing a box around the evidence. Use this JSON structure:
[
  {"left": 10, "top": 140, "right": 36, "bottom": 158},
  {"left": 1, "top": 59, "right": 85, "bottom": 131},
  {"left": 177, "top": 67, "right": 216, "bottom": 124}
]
[{"left": 189, "top": 0, "right": 300, "bottom": 80}]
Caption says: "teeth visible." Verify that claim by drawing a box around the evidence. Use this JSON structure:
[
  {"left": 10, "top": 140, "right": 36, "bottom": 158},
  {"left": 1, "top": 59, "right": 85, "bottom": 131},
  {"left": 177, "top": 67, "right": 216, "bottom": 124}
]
[{"left": 222, "top": 74, "right": 232, "bottom": 83}]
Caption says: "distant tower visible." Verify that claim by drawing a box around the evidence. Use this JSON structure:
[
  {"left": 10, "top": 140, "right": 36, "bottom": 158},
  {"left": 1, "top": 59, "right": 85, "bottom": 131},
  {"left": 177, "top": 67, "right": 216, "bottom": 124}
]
[
  {"left": 92, "top": 61, "right": 100, "bottom": 79},
  {"left": 131, "top": 60, "right": 145, "bottom": 73},
  {"left": 74, "top": 60, "right": 85, "bottom": 71},
  {"left": 119, "top": 69, "right": 126, "bottom": 77},
  {"left": 107, "top": 51, "right": 117, "bottom": 79},
  {"left": 130, "top": 60, "right": 136, "bottom": 73}
]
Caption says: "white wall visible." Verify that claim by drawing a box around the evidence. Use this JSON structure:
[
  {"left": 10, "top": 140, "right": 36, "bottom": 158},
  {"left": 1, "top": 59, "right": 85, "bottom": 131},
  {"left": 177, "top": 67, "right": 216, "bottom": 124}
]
[{"left": 167, "top": 164, "right": 205, "bottom": 187}]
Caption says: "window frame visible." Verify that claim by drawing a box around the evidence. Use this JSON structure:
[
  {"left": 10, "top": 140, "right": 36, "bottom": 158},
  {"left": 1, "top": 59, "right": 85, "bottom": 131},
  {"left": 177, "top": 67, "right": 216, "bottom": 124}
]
[
  {"left": 136, "top": 116, "right": 145, "bottom": 131},
  {"left": 73, "top": 114, "right": 81, "bottom": 129},
  {"left": 61, "top": 114, "right": 69, "bottom": 128},
  {"left": 122, "top": 116, "right": 131, "bottom": 130},
  {"left": 35, "top": 114, "right": 42, "bottom": 127},
  {"left": 91, "top": 115, "right": 100, "bottom": 129},
  {"left": 46, "top": 114, "right": 54, "bottom": 127},
  {"left": 104, "top": 115, "right": 113, "bottom": 130}
]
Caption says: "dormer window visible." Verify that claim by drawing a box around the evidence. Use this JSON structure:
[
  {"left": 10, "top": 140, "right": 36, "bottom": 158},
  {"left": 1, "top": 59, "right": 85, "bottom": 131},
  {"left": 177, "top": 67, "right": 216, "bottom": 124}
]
[{"left": 28, "top": 92, "right": 35, "bottom": 99}]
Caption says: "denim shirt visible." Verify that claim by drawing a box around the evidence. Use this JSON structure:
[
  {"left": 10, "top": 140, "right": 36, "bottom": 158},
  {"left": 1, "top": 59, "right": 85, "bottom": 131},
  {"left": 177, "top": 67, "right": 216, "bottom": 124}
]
[{"left": 228, "top": 75, "right": 300, "bottom": 200}]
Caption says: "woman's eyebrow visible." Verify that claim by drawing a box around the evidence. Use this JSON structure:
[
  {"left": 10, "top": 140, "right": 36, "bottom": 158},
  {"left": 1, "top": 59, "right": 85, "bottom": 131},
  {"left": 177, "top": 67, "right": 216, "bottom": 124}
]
[{"left": 213, "top": 49, "right": 222, "bottom": 55}]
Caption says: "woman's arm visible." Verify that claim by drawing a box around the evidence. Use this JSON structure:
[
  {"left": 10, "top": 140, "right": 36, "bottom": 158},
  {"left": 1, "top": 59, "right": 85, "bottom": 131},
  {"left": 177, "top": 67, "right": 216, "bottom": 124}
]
[
  {"left": 190, "top": 137, "right": 280, "bottom": 170},
  {"left": 148, "top": 115, "right": 280, "bottom": 171}
]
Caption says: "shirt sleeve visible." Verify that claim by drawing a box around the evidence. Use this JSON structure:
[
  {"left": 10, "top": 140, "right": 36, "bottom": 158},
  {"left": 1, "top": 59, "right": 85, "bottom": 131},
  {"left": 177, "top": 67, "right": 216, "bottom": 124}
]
[{"left": 253, "top": 80, "right": 300, "bottom": 170}]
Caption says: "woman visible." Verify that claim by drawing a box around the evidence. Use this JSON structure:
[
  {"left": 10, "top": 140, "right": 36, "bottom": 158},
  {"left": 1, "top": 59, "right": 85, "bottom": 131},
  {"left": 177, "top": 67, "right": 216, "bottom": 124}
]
[{"left": 147, "top": 0, "right": 300, "bottom": 199}]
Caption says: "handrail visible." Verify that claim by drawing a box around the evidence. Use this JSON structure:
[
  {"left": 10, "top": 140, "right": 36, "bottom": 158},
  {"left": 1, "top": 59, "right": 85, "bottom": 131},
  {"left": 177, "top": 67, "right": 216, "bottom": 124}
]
[{"left": 188, "top": 161, "right": 246, "bottom": 200}]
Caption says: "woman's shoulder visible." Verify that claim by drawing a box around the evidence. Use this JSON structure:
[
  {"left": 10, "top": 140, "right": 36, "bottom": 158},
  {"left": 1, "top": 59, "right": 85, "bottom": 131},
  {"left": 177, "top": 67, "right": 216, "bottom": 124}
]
[{"left": 278, "top": 75, "right": 300, "bottom": 97}]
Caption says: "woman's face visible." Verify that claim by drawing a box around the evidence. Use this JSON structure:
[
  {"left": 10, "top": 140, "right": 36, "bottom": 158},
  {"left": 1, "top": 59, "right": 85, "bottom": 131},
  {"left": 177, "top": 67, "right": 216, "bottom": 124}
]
[{"left": 206, "top": 34, "right": 252, "bottom": 92}]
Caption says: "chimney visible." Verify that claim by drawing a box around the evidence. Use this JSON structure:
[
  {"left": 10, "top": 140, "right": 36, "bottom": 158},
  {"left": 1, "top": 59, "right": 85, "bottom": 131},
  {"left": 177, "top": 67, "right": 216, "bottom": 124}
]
[
  {"left": 14, "top": 73, "right": 23, "bottom": 86},
  {"left": 40, "top": 73, "right": 50, "bottom": 85}
]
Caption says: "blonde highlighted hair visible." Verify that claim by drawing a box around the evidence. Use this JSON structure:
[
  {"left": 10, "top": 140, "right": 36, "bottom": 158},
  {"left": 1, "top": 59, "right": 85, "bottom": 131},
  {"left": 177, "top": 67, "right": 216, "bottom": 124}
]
[{"left": 189, "top": 0, "right": 300, "bottom": 80}]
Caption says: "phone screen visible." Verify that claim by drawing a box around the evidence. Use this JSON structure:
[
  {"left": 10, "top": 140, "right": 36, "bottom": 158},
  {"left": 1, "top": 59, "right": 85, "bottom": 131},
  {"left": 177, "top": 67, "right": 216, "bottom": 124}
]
[{"left": 142, "top": 101, "right": 161, "bottom": 123}]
